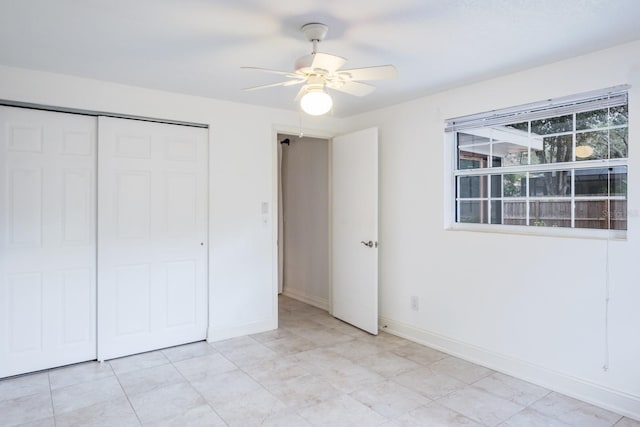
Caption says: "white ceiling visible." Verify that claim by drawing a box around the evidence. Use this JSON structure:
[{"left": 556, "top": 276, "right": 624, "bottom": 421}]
[{"left": 1, "top": 0, "right": 639, "bottom": 117}]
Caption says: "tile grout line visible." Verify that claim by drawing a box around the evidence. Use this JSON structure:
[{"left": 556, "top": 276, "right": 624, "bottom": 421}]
[
  {"left": 466, "top": 370, "right": 552, "bottom": 408},
  {"left": 168, "top": 347, "right": 230, "bottom": 427},
  {"left": 47, "top": 369, "right": 58, "bottom": 427},
  {"left": 286, "top": 299, "right": 497, "bottom": 424},
  {"left": 216, "top": 343, "right": 297, "bottom": 423},
  {"left": 111, "top": 361, "right": 145, "bottom": 427},
  {"left": 521, "top": 391, "right": 574, "bottom": 426},
  {"left": 612, "top": 415, "right": 629, "bottom": 426},
  {"left": 237, "top": 355, "right": 333, "bottom": 421},
  {"left": 231, "top": 316, "right": 371, "bottom": 422}
]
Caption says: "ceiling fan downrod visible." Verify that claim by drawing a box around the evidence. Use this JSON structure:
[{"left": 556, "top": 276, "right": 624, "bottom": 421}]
[{"left": 301, "top": 23, "right": 328, "bottom": 55}]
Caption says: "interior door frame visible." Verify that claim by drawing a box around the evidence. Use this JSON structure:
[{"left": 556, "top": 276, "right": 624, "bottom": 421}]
[{"left": 272, "top": 125, "right": 336, "bottom": 316}]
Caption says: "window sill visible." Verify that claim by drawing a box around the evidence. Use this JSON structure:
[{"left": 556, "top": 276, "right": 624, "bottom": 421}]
[{"left": 446, "top": 222, "right": 627, "bottom": 241}]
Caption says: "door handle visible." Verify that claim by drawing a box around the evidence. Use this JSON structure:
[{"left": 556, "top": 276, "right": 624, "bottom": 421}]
[{"left": 360, "top": 240, "right": 374, "bottom": 248}]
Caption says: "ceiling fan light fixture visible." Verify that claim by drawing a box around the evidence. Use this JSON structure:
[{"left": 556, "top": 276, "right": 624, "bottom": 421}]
[{"left": 300, "top": 88, "right": 332, "bottom": 116}]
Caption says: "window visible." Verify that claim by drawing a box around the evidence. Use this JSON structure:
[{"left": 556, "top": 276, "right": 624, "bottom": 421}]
[{"left": 446, "top": 87, "right": 628, "bottom": 235}]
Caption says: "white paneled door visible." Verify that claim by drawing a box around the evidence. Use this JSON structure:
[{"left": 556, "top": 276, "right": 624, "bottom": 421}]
[
  {"left": 0, "top": 107, "right": 97, "bottom": 377},
  {"left": 331, "top": 127, "right": 379, "bottom": 335},
  {"left": 97, "top": 117, "right": 208, "bottom": 361}
]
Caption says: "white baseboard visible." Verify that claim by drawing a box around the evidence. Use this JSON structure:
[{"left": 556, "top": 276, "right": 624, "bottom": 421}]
[
  {"left": 282, "top": 288, "right": 329, "bottom": 311},
  {"left": 207, "top": 317, "right": 277, "bottom": 342},
  {"left": 379, "top": 315, "right": 640, "bottom": 421}
]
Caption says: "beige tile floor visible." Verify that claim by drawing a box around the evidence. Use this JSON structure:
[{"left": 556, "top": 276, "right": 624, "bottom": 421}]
[{"left": 1, "top": 295, "right": 638, "bottom": 427}]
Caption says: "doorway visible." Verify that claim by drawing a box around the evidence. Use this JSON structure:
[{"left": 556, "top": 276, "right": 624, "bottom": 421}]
[
  {"left": 277, "top": 133, "right": 330, "bottom": 311},
  {"left": 276, "top": 127, "right": 380, "bottom": 335}
]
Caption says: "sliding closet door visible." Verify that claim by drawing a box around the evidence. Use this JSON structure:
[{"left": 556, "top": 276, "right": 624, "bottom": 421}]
[
  {"left": 97, "top": 117, "right": 208, "bottom": 361},
  {"left": 0, "top": 107, "right": 97, "bottom": 377}
]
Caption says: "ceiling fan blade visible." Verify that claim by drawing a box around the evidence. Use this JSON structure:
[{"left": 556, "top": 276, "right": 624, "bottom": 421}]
[
  {"left": 337, "top": 65, "right": 397, "bottom": 81},
  {"left": 283, "top": 79, "right": 306, "bottom": 87},
  {"left": 243, "top": 79, "right": 304, "bottom": 92},
  {"left": 328, "top": 81, "right": 376, "bottom": 97},
  {"left": 241, "top": 66, "right": 298, "bottom": 78},
  {"left": 311, "top": 53, "right": 347, "bottom": 73}
]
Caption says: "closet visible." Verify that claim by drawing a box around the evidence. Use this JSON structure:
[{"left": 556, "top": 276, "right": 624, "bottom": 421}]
[{"left": 0, "top": 106, "right": 208, "bottom": 377}]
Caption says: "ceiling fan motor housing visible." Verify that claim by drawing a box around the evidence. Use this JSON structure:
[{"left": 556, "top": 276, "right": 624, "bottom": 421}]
[
  {"left": 295, "top": 54, "right": 323, "bottom": 74},
  {"left": 304, "top": 75, "right": 326, "bottom": 90},
  {"left": 301, "top": 23, "right": 328, "bottom": 42}
]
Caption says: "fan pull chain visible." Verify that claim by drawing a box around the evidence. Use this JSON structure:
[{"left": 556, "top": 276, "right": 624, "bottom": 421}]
[{"left": 298, "top": 110, "right": 304, "bottom": 138}]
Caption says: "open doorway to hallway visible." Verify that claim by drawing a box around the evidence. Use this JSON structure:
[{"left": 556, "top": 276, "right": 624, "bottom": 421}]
[{"left": 277, "top": 133, "right": 330, "bottom": 311}]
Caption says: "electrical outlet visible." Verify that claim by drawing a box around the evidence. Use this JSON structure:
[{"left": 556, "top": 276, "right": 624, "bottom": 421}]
[{"left": 410, "top": 296, "right": 419, "bottom": 311}]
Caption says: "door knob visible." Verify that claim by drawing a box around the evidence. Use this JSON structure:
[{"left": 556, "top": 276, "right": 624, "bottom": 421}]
[{"left": 360, "top": 240, "right": 374, "bottom": 248}]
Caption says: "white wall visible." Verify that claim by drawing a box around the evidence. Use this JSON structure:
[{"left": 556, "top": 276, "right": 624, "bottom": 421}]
[
  {"left": 345, "top": 40, "right": 640, "bottom": 418},
  {"left": 280, "top": 135, "right": 330, "bottom": 309},
  {"left": 0, "top": 65, "right": 342, "bottom": 342}
]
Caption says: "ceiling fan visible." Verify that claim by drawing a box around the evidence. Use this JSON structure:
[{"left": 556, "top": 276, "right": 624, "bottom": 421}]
[{"left": 242, "top": 23, "right": 397, "bottom": 116}]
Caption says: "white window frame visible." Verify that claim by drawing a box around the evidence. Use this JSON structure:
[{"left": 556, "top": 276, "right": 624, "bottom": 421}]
[{"left": 445, "top": 86, "right": 629, "bottom": 240}]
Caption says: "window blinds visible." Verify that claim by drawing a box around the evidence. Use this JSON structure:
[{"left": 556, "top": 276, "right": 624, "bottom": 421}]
[{"left": 445, "top": 85, "right": 629, "bottom": 133}]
